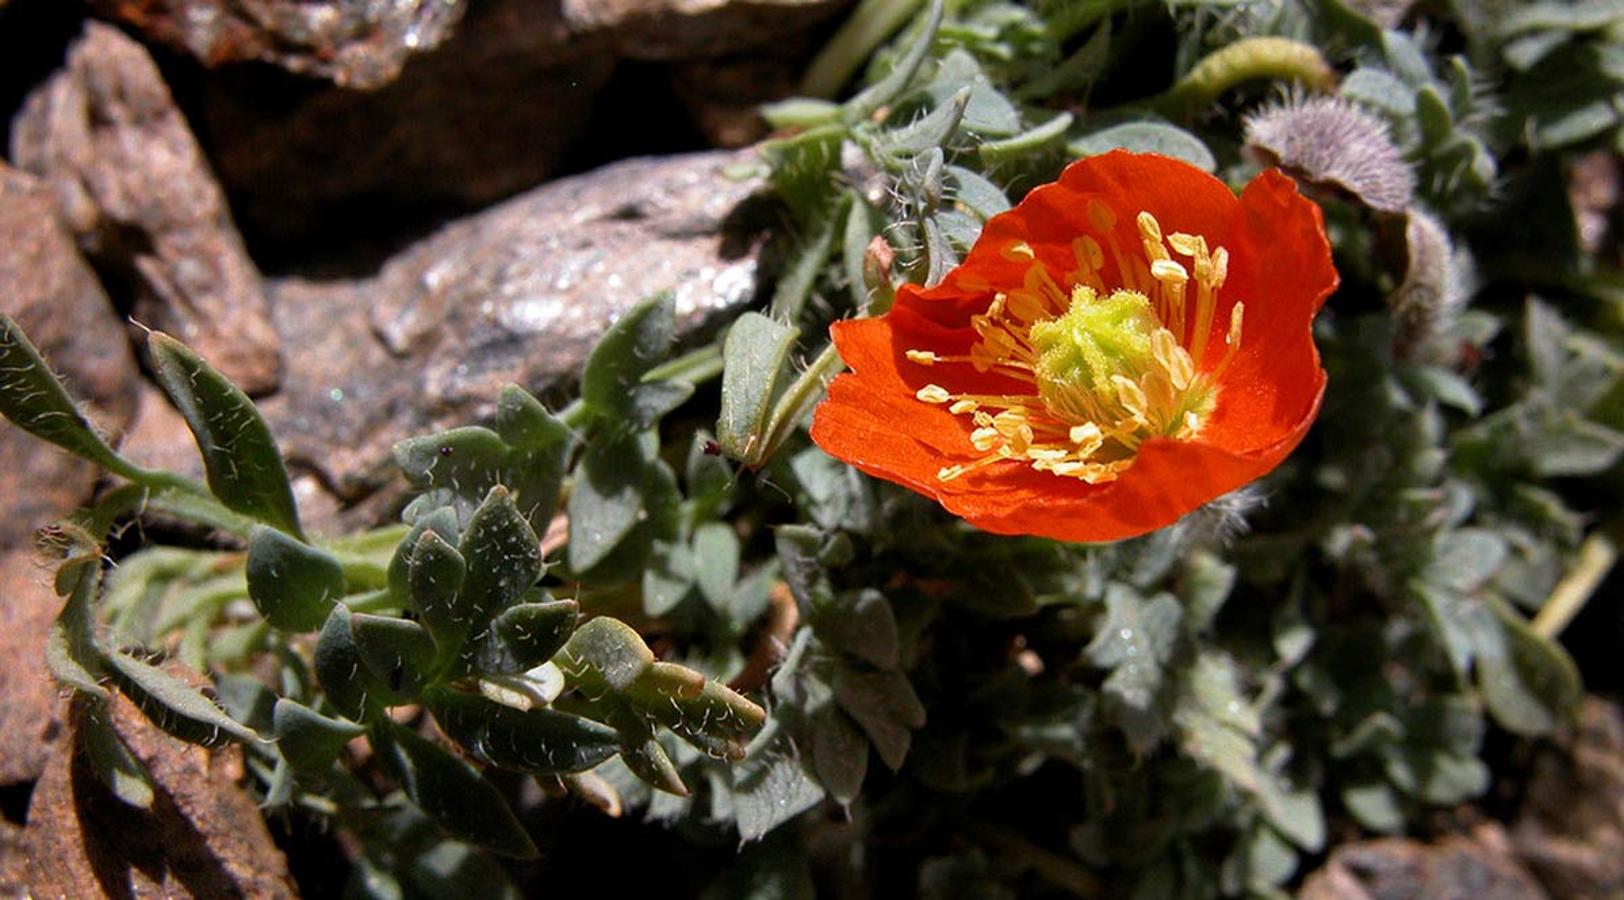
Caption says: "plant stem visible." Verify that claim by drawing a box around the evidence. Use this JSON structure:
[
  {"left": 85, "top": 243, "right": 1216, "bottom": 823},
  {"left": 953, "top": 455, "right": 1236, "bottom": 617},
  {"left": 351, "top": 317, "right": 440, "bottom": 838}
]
[
  {"left": 966, "top": 822, "right": 1103, "bottom": 898},
  {"left": 759, "top": 342, "right": 847, "bottom": 464},
  {"left": 1531, "top": 533, "right": 1617, "bottom": 638}
]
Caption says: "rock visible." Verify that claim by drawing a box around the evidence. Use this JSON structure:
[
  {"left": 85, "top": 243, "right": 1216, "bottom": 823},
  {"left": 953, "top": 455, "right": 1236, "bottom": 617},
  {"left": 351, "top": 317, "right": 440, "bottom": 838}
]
[
  {"left": 674, "top": 55, "right": 805, "bottom": 148},
  {"left": 0, "top": 164, "right": 140, "bottom": 554},
  {"left": 197, "top": 0, "right": 615, "bottom": 267},
  {"left": 88, "top": 0, "right": 466, "bottom": 89},
  {"left": 20, "top": 686, "right": 296, "bottom": 898},
  {"left": 11, "top": 22, "right": 281, "bottom": 395},
  {"left": 117, "top": 150, "right": 769, "bottom": 533},
  {"left": 0, "top": 552, "right": 66, "bottom": 786},
  {"left": 1298, "top": 828, "right": 1549, "bottom": 900},
  {"left": 563, "top": 0, "right": 851, "bottom": 60},
  {"left": 1512, "top": 696, "right": 1624, "bottom": 899}
]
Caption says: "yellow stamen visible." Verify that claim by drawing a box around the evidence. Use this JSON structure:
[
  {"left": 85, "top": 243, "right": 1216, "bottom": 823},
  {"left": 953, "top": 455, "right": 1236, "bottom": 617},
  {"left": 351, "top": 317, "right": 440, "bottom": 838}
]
[{"left": 908, "top": 208, "right": 1242, "bottom": 485}]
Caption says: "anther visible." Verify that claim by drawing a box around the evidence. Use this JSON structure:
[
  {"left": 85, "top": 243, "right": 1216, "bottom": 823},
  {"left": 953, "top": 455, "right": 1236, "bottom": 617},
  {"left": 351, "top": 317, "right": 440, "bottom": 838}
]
[
  {"left": 906, "top": 349, "right": 939, "bottom": 365},
  {"left": 916, "top": 384, "right": 952, "bottom": 404}
]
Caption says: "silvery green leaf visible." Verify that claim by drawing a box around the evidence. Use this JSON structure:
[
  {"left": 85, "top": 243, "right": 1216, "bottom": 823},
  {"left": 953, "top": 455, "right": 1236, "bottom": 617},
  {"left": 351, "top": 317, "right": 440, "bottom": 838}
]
[
  {"left": 376, "top": 719, "right": 538, "bottom": 858},
  {"left": 273, "top": 697, "right": 365, "bottom": 774},
  {"left": 79, "top": 701, "right": 156, "bottom": 809},
  {"left": 832, "top": 664, "right": 925, "bottom": 771},
  {"left": 693, "top": 522, "right": 742, "bottom": 614},
  {"left": 1068, "top": 121, "right": 1214, "bottom": 171},
  {"left": 246, "top": 525, "right": 346, "bottom": 632},
  {"left": 718, "top": 313, "right": 801, "bottom": 467},
  {"left": 459, "top": 486, "right": 542, "bottom": 628},
  {"left": 731, "top": 725, "right": 826, "bottom": 842},
  {"left": 148, "top": 332, "right": 303, "bottom": 538},
  {"left": 568, "top": 431, "right": 648, "bottom": 572},
  {"left": 0, "top": 313, "right": 141, "bottom": 480},
  {"left": 580, "top": 294, "right": 677, "bottom": 423},
  {"left": 105, "top": 651, "right": 260, "bottom": 748}
]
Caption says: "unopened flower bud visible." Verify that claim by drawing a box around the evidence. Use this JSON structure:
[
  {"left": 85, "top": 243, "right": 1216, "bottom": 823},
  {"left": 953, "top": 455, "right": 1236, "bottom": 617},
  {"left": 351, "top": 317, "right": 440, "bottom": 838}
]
[{"left": 1244, "top": 96, "right": 1415, "bottom": 214}]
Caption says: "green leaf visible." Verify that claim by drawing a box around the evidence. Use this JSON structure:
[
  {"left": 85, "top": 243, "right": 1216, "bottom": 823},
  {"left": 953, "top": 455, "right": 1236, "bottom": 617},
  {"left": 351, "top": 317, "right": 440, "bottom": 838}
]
[
  {"left": 1424, "top": 528, "right": 1507, "bottom": 593},
  {"left": 78, "top": 702, "right": 156, "bottom": 809},
  {"left": 718, "top": 313, "right": 802, "bottom": 467},
  {"left": 843, "top": 0, "right": 944, "bottom": 123},
  {"left": 425, "top": 687, "right": 619, "bottom": 775},
  {"left": 568, "top": 431, "right": 648, "bottom": 572},
  {"left": 376, "top": 720, "right": 538, "bottom": 858},
  {"left": 104, "top": 651, "right": 259, "bottom": 748},
  {"left": 561, "top": 616, "right": 656, "bottom": 692},
  {"left": 316, "top": 605, "right": 396, "bottom": 719},
  {"left": 458, "top": 486, "right": 543, "bottom": 630},
  {"left": 638, "top": 677, "right": 767, "bottom": 761},
  {"left": 643, "top": 541, "right": 696, "bottom": 616},
  {"left": 927, "top": 49, "right": 1021, "bottom": 136},
  {"left": 693, "top": 522, "right": 742, "bottom": 614},
  {"left": 1473, "top": 595, "right": 1582, "bottom": 735},
  {"left": 406, "top": 529, "right": 469, "bottom": 650},
  {"left": 769, "top": 203, "right": 844, "bottom": 321},
  {"left": 878, "top": 87, "right": 971, "bottom": 161},
  {"left": 580, "top": 294, "right": 679, "bottom": 425},
  {"left": 1085, "top": 586, "right": 1183, "bottom": 712},
  {"left": 816, "top": 589, "right": 899, "bottom": 669},
  {"left": 1341, "top": 781, "right": 1404, "bottom": 833},
  {"left": 810, "top": 705, "right": 869, "bottom": 805},
  {"left": 0, "top": 313, "right": 141, "bottom": 480},
  {"left": 394, "top": 420, "right": 566, "bottom": 535},
  {"left": 246, "top": 525, "right": 347, "bottom": 632},
  {"left": 478, "top": 599, "right": 578, "bottom": 675},
  {"left": 147, "top": 332, "right": 303, "bottom": 538},
  {"left": 1341, "top": 68, "right": 1417, "bottom": 119},
  {"left": 731, "top": 725, "right": 826, "bottom": 842},
  {"left": 273, "top": 697, "right": 365, "bottom": 773},
  {"left": 494, "top": 384, "right": 571, "bottom": 451},
  {"left": 47, "top": 565, "right": 107, "bottom": 698},
  {"left": 979, "top": 112, "right": 1074, "bottom": 163},
  {"left": 832, "top": 664, "right": 925, "bottom": 770},
  {"left": 1068, "top": 121, "right": 1215, "bottom": 171},
  {"left": 685, "top": 429, "right": 734, "bottom": 515},
  {"left": 946, "top": 165, "right": 1010, "bottom": 220},
  {"left": 350, "top": 613, "right": 438, "bottom": 698}
]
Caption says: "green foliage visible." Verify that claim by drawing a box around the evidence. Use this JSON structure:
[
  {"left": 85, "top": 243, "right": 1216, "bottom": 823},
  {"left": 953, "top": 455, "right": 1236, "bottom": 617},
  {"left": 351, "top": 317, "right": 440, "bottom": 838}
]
[{"left": 2, "top": 1, "right": 1620, "bottom": 895}]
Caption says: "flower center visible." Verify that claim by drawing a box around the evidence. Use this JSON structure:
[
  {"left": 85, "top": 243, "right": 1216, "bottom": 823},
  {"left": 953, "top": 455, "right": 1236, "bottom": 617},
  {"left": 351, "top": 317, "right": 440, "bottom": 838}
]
[{"left": 909, "top": 207, "right": 1245, "bottom": 485}]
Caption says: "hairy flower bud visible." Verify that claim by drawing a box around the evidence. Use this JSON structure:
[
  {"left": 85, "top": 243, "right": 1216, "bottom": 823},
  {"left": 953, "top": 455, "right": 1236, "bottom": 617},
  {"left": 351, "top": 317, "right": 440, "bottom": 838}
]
[{"left": 1244, "top": 96, "right": 1415, "bottom": 214}]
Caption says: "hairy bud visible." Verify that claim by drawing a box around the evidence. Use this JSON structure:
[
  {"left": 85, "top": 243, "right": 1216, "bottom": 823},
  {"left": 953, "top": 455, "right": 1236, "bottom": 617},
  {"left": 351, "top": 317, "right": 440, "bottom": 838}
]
[{"left": 1244, "top": 96, "right": 1415, "bottom": 214}]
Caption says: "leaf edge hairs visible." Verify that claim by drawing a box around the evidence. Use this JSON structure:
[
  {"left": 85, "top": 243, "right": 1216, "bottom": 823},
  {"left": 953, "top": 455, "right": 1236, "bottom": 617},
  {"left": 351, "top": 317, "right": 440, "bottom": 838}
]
[{"left": 811, "top": 150, "right": 1338, "bottom": 543}]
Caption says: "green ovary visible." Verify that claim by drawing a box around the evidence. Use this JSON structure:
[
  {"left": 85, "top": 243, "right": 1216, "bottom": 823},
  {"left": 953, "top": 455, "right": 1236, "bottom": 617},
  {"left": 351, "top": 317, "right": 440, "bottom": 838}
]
[{"left": 1030, "top": 287, "right": 1157, "bottom": 415}]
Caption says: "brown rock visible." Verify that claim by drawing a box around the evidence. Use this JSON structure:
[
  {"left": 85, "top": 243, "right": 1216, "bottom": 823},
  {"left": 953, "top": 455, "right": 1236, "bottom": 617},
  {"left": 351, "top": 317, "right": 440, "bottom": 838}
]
[
  {"left": 563, "top": 0, "right": 851, "bottom": 60},
  {"left": 11, "top": 22, "right": 281, "bottom": 395},
  {"left": 90, "top": 0, "right": 465, "bottom": 89},
  {"left": 197, "top": 1, "right": 614, "bottom": 262},
  {"left": 673, "top": 56, "right": 804, "bottom": 148},
  {"left": 21, "top": 688, "right": 296, "bottom": 898},
  {"left": 1298, "top": 830, "right": 1549, "bottom": 900},
  {"left": 0, "top": 552, "right": 67, "bottom": 786},
  {"left": 1512, "top": 696, "right": 1624, "bottom": 899},
  {"left": 0, "top": 164, "right": 140, "bottom": 554}
]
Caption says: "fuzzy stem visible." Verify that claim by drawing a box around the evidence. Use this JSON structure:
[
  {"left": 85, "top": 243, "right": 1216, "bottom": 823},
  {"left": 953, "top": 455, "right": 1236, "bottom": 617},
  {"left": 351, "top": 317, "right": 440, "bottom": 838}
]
[
  {"left": 1153, "top": 37, "right": 1336, "bottom": 120},
  {"left": 758, "top": 342, "right": 847, "bottom": 465},
  {"left": 1531, "top": 533, "right": 1617, "bottom": 639},
  {"left": 799, "top": 0, "right": 924, "bottom": 100}
]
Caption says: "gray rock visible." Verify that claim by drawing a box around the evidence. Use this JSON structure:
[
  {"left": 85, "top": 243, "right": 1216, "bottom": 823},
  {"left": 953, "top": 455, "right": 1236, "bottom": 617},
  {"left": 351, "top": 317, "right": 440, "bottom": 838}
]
[
  {"left": 88, "top": 0, "right": 466, "bottom": 90},
  {"left": 10, "top": 23, "right": 282, "bottom": 395},
  {"left": 1299, "top": 829, "right": 1549, "bottom": 900},
  {"left": 121, "top": 150, "right": 769, "bottom": 532}
]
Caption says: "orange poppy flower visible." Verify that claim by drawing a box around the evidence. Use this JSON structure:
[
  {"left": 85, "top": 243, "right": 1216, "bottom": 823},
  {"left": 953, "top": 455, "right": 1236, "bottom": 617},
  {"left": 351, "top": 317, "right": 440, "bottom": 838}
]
[{"left": 810, "top": 150, "right": 1337, "bottom": 543}]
